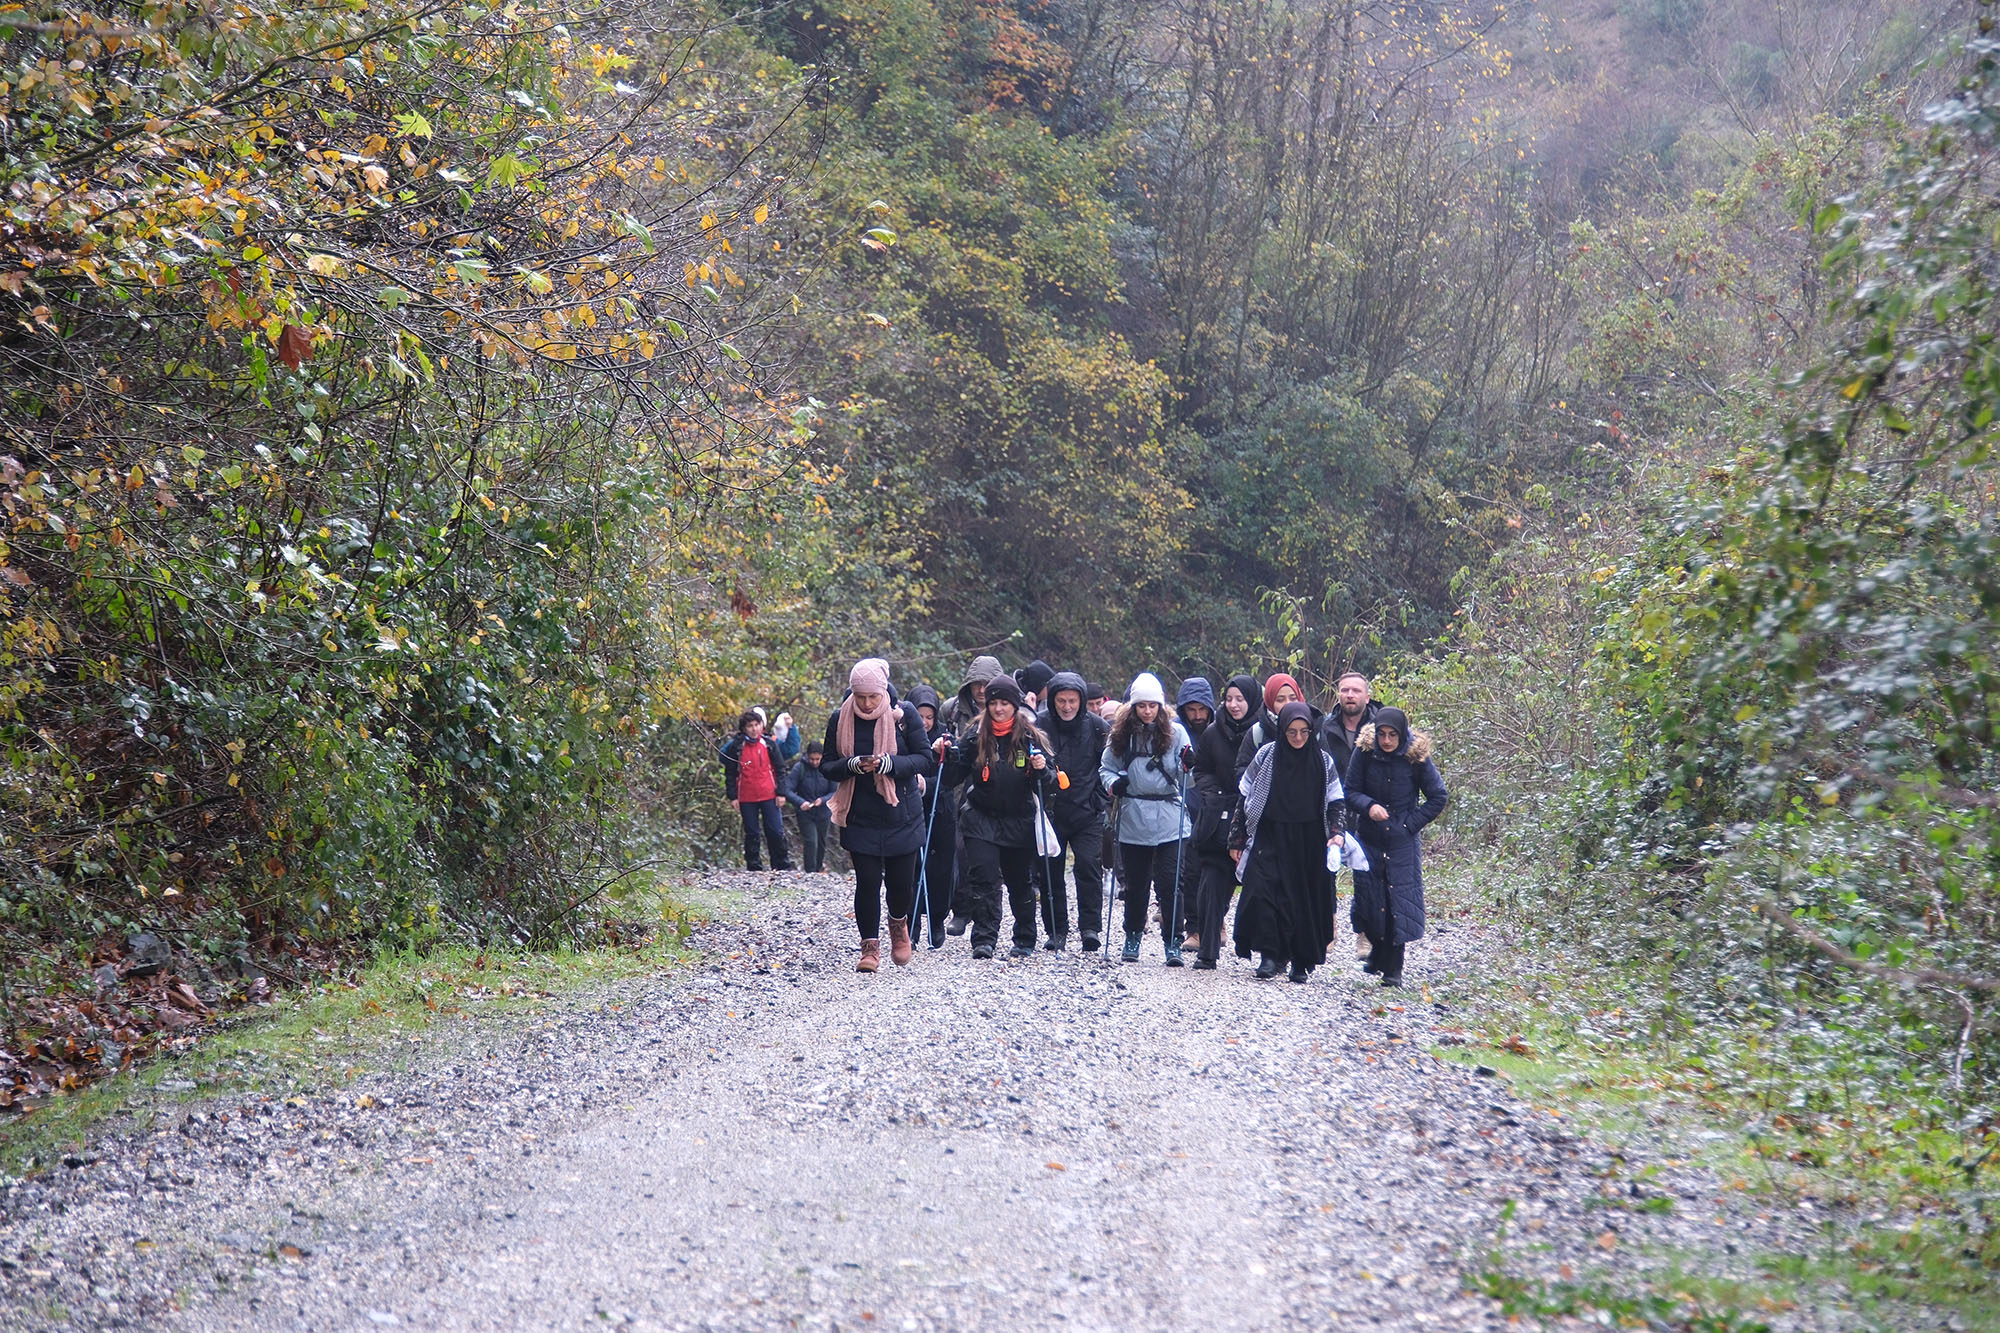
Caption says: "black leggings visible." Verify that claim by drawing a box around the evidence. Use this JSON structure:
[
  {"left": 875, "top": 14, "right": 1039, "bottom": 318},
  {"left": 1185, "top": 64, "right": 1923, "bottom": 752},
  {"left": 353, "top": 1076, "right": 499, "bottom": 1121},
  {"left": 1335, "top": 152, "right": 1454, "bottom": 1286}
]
[
  {"left": 852, "top": 850, "right": 918, "bottom": 940},
  {"left": 1120, "top": 840, "right": 1189, "bottom": 941}
]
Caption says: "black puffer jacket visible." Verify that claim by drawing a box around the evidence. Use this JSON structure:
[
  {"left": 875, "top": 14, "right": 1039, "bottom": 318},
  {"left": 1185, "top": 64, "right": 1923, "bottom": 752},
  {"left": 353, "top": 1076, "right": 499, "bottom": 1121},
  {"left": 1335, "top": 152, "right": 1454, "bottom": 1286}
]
[
  {"left": 817, "top": 702, "right": 937, "bottom": 859},
  {"left": 1035, "top": 671, "right": 1108, "bottom": 835},
  {"left": 942, "top": 727, "right": 1047, "bottom": 849}
]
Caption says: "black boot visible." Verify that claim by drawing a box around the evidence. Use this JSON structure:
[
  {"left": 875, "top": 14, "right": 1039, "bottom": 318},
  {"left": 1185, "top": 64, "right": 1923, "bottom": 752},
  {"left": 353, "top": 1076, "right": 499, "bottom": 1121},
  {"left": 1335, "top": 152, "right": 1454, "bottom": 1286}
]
[
  {"left": 1080, "top": 930, "right": 1102, "bottom": 952},
  {"left": 1255, "top": 954, "right": 1283, "bottom": 980},
  {"left": 1289, "top": 963, "right": 1311, "bottom": 984},
  {"left": 1044, "top": 932, "right": 1067, "bottom": 952}
]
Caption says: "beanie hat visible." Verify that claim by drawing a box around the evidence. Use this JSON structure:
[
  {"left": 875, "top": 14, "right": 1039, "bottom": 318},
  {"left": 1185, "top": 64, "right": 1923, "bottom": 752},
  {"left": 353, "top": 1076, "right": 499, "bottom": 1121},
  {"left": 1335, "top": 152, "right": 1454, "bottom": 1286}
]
[
  {"left": 1127, "top": 672, "right": 1167, "bottom": 706},
  {"left": 983, "top": 674, "right": 1025, "bottom": 709},
  {"left": 1015, "top": 659, "right": 1057, "bottom": 699},
  {"left": 1085, "top": 681, "right": 1108, "bottom": 703},
  {"left": 1262, "top": 673, "right": 1303, "bottom": 714},
  {"left": 848, "top": 658, "right": 891, "bottom": 696}
]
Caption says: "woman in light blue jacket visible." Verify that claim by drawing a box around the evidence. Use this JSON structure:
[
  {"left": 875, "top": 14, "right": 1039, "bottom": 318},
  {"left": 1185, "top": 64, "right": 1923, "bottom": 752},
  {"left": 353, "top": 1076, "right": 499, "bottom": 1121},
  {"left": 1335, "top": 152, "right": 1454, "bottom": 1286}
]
[{"left": 1099, "top": 672, "right": 1193, "bottom": 966}]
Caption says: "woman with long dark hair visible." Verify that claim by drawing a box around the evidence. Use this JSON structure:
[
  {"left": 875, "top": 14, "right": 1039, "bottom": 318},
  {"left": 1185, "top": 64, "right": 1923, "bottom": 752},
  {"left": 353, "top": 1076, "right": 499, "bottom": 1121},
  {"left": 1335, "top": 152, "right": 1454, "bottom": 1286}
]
[
  {"left": 1232, "top": 702, "right": 1346, "bottom": 983},
  {"left": 1100, "top": 673, "right": 1193, "bottom": 966},
  {"left": 818, "top": 659, "right": 937, "bottom": 973},
  {"left": 937, "top": 675, "right": 1051, "bottom": 960}
]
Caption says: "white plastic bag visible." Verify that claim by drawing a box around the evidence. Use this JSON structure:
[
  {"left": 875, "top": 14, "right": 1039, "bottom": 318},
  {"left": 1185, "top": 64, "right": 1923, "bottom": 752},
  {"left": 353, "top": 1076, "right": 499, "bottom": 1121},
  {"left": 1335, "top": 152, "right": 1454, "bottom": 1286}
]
[
  {"left": 1032, "top": 794, "right": 1062, "bottom": 857},
  {"left": 1328, "top": 836, "right": 1370, "bottom": 873}
]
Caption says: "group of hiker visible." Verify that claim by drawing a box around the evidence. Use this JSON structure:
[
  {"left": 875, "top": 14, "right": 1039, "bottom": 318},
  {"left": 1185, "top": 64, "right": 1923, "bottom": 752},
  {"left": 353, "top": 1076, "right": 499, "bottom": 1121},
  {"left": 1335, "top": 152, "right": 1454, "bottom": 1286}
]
[{"left": 720, "top": 654, "right": 1448, "bottom": 988}]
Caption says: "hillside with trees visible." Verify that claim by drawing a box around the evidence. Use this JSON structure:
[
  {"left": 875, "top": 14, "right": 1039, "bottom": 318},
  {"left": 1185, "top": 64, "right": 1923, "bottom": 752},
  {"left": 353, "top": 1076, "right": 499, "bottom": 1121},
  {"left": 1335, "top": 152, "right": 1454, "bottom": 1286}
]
[{"left": 3, "top": 0, "right": 1995, "bottom": 1320}]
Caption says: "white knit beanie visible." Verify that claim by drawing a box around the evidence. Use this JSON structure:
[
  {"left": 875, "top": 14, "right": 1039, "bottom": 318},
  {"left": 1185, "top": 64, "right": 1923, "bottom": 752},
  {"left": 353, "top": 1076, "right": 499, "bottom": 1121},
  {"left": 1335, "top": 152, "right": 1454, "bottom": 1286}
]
[{"left": 1127, "top": 672, "right": 1166, "bottom": 706}]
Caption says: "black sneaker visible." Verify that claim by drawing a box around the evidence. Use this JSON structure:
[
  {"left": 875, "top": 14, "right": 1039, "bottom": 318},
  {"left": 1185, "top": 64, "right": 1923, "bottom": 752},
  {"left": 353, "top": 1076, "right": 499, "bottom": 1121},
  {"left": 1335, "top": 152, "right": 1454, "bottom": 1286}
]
[
  {"left": 1008, "top": 942, "right": 1036, "bottom": 959},
  {"left": 1080, "top": 931, "right": 1102, "bottom": 952},
  {"left": 1044, "top": 933, "right": 1067, "bottom": 953},
  {"left": 970, "top": 943, "right": 995, "bottom": 960},
  {"left": 946, "top": 913, "right": 972, "bottom": 937}
]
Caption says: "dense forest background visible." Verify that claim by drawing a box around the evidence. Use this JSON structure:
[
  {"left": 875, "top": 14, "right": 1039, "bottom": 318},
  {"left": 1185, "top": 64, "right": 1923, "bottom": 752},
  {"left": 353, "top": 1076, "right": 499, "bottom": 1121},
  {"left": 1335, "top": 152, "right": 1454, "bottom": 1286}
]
[{"left": 4, "top": 0, "right": 1999, "bottom": 1303}]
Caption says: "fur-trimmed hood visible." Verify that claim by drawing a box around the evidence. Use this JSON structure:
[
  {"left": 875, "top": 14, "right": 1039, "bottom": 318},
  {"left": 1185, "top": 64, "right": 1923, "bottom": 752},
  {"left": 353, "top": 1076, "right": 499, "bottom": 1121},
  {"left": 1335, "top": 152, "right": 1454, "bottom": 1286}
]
[{"left": 1356, "top": 722, "right": 1433, "bottom": 763}]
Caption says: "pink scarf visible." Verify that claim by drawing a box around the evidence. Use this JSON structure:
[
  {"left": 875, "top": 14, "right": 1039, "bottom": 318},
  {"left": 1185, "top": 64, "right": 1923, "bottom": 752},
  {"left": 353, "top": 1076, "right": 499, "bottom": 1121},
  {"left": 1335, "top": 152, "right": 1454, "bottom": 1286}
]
[{"left": 829, "top": 658, "right": 900, "bottom": 827}]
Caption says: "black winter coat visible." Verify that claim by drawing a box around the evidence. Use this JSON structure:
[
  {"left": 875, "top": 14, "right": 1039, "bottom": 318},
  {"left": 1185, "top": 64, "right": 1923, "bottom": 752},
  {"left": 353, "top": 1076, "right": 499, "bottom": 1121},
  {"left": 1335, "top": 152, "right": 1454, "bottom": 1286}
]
[
  {"left": 818, "top": 703, "right": 938, "bottom": 859},
  {"left": 1343, "top": 724, "right": 1448, "bottom": 944},
  {"left": 1034, "top": 709, "right": 1109, "bottom": 835},
  {"left": 1320, "top": 701, "right": 1380, "bottom": 780},
  {"left": 1191, "top": 711, "right": 1252, "bottom": 861},
  {"left": 943, "top": 730, "right": 1043, "bottom": 849}
]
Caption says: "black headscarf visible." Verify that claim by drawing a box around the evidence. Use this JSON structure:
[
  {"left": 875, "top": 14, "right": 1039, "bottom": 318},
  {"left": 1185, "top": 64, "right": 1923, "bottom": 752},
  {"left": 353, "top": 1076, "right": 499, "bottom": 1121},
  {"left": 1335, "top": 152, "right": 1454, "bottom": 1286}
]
[
  {"left": 1265, "top": 702, "right": 1324, "bottom": 823},
  {"left": 1217, "top": 673, "right": 1260, "bottom": 750},
  {"left": 1373, "top": 707, "right": 1409, "bottom": 750}
]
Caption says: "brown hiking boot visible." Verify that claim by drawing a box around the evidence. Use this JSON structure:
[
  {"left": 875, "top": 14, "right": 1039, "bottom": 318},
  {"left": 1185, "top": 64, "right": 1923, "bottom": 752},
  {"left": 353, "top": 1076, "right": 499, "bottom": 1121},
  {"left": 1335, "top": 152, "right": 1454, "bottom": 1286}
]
[
  {"left": 856, "top": 939, "right": 881, "bottom": 973},
  {"left": 888, "top": 917, "right": 913, "bottom": 967}
]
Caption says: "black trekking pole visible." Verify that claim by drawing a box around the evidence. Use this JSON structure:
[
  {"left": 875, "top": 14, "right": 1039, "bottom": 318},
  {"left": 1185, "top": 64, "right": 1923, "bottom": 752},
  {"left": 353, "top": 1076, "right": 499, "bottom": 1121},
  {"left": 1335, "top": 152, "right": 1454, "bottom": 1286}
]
[{"left": 1170, "top": 758, "right": 1189, "bottom": 965}]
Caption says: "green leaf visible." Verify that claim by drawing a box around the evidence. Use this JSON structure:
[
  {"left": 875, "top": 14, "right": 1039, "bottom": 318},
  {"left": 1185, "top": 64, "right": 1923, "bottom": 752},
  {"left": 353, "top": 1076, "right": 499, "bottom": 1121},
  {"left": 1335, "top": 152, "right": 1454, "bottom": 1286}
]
[{"left": 394, "top": 111, "right": 434, "bottom": 139}]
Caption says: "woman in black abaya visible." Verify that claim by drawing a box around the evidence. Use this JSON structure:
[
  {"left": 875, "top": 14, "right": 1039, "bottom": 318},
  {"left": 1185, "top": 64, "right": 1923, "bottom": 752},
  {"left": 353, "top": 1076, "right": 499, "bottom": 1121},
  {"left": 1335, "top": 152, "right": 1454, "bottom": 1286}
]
[{"left": 1230, "top": 702, "right": 1347, "bottom": 983}]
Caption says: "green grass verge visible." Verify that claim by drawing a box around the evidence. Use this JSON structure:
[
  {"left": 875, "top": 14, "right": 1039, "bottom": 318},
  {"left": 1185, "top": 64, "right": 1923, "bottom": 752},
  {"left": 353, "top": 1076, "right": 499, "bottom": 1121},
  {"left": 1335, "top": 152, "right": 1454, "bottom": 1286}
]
[
  {"left": 1425, "top": 859, "right": 2000, "bottom": 1332},
  {"left": 0, "top": 881, "right": 711, "bottom": 1178}
]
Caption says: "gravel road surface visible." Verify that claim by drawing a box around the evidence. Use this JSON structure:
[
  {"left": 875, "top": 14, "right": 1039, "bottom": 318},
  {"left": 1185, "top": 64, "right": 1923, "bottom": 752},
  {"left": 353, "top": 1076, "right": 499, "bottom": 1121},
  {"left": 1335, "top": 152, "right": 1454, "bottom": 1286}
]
[{"left": 0, "top": 871, "right": 1837, "bottom": 1330}]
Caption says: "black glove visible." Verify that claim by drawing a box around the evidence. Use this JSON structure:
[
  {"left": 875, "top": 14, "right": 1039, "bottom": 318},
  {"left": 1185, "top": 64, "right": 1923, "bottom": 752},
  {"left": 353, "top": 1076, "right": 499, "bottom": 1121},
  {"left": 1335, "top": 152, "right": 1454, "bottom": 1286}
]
[
  {"left": 1111, "top": 775, "right": 1130, "bottom": 797},
  {"left": 1179, "top": 745, "right": 1195, "bottom": 768}
]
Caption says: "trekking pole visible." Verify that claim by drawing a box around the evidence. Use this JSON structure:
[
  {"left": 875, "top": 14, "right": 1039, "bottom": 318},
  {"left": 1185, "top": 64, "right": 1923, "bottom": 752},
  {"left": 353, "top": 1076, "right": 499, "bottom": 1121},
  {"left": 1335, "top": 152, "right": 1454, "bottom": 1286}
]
[
  {"left": 1171, "top": 760, "right": 1189, "bottom": 959},
  {"left": 915, "top": 746, "right": 947, "bottom": 935},
  {"left": 1036, "top": 765, "right": 1062, "bottom": 951}
]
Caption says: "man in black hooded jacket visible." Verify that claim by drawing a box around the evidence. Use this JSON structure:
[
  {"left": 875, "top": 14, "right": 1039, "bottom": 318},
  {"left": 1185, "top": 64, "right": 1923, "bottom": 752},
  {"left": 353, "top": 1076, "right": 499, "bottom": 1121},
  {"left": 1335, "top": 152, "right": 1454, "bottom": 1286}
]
[{"left": 1034, "top": 670, "right": 1109, "bottom": 951}]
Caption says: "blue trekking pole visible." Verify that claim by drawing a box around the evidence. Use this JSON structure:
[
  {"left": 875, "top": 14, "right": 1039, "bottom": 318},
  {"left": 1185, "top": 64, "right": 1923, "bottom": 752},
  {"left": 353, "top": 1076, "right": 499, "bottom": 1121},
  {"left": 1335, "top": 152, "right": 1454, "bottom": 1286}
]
[{"left": 915, "top": 747, "right": 946, "bottom": 939}]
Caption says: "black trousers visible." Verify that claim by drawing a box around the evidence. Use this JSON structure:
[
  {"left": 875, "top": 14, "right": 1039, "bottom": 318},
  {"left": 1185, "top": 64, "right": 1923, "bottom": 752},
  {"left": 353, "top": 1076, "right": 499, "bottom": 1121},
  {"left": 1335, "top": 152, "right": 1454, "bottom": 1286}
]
[
  {"left": 962, "top": 836, "right": 1040, "bottom": 950},
  {"left": 798, "top": 812, "right": 831, "bottom": 873},
  {"left": 1193, "top": 855, "right": 1237, "bottom": 963},
  {"left": 740, "top": 799, "right": 790, "bottom": 870},
  {"left": 1119, "top": 840, "right": 1189, "bottom": 941},
  {"left": 1369, "top": 939, "right": 1407, "bottom": 977},
  {"left": 1040, "top": 823, "right": 1104, "bottom": 937},
  {"left": 851, "top": 850, "right": 918, "bottom": 940}
]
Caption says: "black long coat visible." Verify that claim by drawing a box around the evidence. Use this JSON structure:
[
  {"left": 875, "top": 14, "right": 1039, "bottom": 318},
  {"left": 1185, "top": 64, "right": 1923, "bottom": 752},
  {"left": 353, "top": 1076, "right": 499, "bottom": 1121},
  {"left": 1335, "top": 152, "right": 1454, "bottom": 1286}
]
[
  {"left": 818, "top": 702, "right": 937, "bottom": 859},
  {"left": 1343, "top": 724, "right": 1448, "bottom": 945}
]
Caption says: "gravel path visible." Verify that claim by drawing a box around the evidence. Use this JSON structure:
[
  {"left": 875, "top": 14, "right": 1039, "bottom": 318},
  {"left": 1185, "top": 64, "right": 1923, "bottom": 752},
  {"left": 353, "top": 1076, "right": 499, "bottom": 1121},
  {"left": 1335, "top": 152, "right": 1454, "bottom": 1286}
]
[{"left": 0, "top": 870, "right": 1844, "bottom": 1330}]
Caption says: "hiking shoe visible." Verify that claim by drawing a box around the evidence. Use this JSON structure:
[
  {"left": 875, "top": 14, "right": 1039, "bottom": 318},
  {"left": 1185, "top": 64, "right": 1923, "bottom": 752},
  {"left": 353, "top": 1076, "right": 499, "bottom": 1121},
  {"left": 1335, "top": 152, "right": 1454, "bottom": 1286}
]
[
  {"left": 1080, "top": 930, "right": 1102, "bottom": 952},
  {"left": 1164, "top": 940, "right": 1185, "bottom": 967},
  {"left": 970, "top": 943, "right": 995, "bottom": 960},
  {"left": 1254, "top": 954, "right": 1283, "bottom": 980},
  {"left": 1008, "top": 942, "right": 1036, "bottom": 959},
  {"left": 1044, "top": 932, "right": 1067, "bottom": 953},
  {"left": 946, "top": 913, "right": 972, "bottom": 937},
  {"left": 1192, "top": 957, "right": 1217, "bottom": 971},
  {"left": 1121, "top": 931, "right": 1143, "bottom": 963}
]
